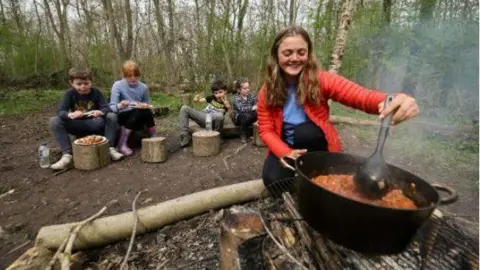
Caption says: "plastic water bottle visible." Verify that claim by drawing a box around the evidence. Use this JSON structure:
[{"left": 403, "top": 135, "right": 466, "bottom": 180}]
[
  {"left": 205, "top": 112, "right": 212, "bottom": 131},
  {"left": 38, "top": 142, "right": 50, "bottom": 168}
]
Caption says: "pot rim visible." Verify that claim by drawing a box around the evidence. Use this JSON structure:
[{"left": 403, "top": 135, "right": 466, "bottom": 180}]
[{"left": 294, "top": 151, "right": 441, "bottom": 212}]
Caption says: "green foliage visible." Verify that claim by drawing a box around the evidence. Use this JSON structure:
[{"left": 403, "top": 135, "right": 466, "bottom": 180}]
[{"left": 0, "top": 89, "right": 63, "bottom": 116}]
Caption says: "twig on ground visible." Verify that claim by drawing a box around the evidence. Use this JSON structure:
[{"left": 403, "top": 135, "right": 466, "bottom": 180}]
[
  {"left": 120, "top": 191, "right": 144, "bottom": 270},
  {"left": 6, "top": 240, "right": 31, "bottom": 255},
  {"left": 222, "top": 143, "right": 248, "bottom": 170},
  {"left": 46, "top": 236, "right": 69, "bottom": 270},
  {"left": 0, "top": 189, "right": 15, "bottom": 199},
  {"left": 53, "top": 168, "right": 71, "bottom": 177},
  {"left": 60, "top": 204, "right": 110, "bottom": 270},
  {"left": 49, "top": 200, "right": 116, "bottom": 270},
  {"left": 155, "top": 259, "right": 170, "bottom": 270},
  {"left": 259, "top": 211, "right": 309, "bottom": 270}
]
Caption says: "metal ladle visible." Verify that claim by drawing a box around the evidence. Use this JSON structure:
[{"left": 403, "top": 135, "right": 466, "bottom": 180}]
[{"left": 353, "top": 95, "right": 395, "bottom": 199}]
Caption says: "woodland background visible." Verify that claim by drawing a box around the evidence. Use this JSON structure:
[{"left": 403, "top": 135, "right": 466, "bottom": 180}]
[{"left": 0, "top": 0, "right": 478, "bottom": 123}]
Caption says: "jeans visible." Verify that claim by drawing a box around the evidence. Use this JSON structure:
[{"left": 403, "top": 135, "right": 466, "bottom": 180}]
[
  {"left": 179, "top": 105, "right": 224, "bottom": 133},
  {"left": 234, "top": 111, "right": 257, "bottom": 135},
  {"left": 262, "top": 121, "right": 328, "bottom": 188},
  {"left": 50, "top": 113, "right": 118, "bottom": 154}
]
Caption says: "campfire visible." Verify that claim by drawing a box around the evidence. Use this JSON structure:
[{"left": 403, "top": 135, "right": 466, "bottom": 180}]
[{"left": 220, "top": 178, "right": 479, "bottom": 270}]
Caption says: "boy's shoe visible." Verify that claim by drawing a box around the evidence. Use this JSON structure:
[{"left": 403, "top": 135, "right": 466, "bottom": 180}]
[
  {"left": 50, "top": 154, "right": 73, "bottom": 170},
  {"left": 109, "top": 147, "right": 124, "bottom": 161},
  {"left": 180, "top": 132, "right": 191, "bottom": 147}
]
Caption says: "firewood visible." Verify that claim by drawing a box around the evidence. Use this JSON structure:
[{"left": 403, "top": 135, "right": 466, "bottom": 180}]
[
  {"left": 219, "top": 205, "right": 265, "bottom": 270},
  {"left": 192, "top": 130, "right": 221, "bottom": 157},
  {"left": 35, "top": 180, "right": 265, "bottom": 250},
  {"left": 72, "top": 138, "right": 110, "bottom": 171},
  {"left": 141, "top": 137, "right": 167, "bottom": 163},
  {"left": 283, "top": 192, "right": 342, "bottom": 270},
  {"left": 252, "top": 122, "right": 264, "bottom": 147}
]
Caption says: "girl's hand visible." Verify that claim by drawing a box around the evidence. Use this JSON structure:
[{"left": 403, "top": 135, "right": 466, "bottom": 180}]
[
  {"left": 280, "top": 149, "right": 307, "bottom": 171},
  {"left": 118, "top": 100, "right": 129, "bottom": 109},
  {"left": 378, "top": 93, "right": 419, "bottom": 125}
]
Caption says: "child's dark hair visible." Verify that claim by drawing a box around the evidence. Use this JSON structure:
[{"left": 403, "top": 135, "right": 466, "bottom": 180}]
[
  {"left": 211, "top": 79, "right": 227, "bottom": 92},
  {"left": 68, "top": 67, "right": 93, "bottom": 81},
  {"left": 234, "top": 77, "right": 249, "bottom": 92}
]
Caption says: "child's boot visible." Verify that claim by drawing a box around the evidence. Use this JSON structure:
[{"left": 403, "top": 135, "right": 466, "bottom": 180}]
[{"left": 118, "top": 126, "right": 133, "bottom": 156}]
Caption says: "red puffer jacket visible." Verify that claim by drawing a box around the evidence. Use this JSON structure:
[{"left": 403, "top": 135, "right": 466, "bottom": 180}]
[{"left": 257, "top": 71, "right": 388, "bottom": 158}]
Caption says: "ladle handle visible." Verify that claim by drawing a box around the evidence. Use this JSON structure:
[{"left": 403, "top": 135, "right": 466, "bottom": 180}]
[{"left": 374, "top": 95, "right": 395, "bottom": 155}]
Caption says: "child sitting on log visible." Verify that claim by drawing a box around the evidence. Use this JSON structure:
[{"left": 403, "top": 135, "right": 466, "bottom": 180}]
[
  {"left": 109, "top": 60, "right": 156, "bottom": 156},
  {"left": 232, "top": 78, "right": 257, "bottom": 143},
  {"left": 49, "top": 68, "right": 124, "bottom": 170},
  {"left": 179, "top": 79, "right": 231, "bottom": 147}
]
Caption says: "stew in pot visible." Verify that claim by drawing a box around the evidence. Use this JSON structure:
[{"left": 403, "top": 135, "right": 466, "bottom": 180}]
[{"left": 312, "top": 174, "right": 417, "bottom": 209}]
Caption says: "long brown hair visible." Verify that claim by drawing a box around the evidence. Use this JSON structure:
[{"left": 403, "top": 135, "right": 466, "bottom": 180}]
[{"left": 265, "top": 25, "right": 322, "bottom": 107}]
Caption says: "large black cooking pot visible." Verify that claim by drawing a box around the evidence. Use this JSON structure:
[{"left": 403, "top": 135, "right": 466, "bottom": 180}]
[{"left": 281, "top": 151, "right": 457, "bottom": 255}]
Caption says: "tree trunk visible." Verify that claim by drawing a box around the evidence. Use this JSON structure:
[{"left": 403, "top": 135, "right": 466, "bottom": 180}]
[
  {"left": 124, "top": 0, "right": 134, "bottom": 60},
  {"left": 328, "top": 0, "right": 356, "bottom": 74}
]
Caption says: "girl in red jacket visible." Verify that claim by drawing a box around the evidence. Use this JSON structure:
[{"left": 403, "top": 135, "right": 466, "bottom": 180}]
[{"left": 258, "top": 25, "right": 419, "bottom": 188}]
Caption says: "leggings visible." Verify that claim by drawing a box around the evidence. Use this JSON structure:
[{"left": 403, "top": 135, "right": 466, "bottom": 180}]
[{"left": 118, "top": 108, "right": 155, "bottom": 130}]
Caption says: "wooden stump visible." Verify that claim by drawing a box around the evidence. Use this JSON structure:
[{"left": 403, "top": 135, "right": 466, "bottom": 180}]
[
  {"left": 72, "top": 139, "right": 110, "bottom": 171},
  {"left": 192, "top": 130, "right": 221, "bottom": 157},
  {"left": 180, "top": 93, "right": 192, "bottom": 107},
  {"left": 141, "top": 137, "right": 167, "bottom": 163},
  {"left": 253, "top": 122, "right": 264, "bottom": 147},
  {"left": 219, "top": 206, "right": 265, "bottom": 270}
]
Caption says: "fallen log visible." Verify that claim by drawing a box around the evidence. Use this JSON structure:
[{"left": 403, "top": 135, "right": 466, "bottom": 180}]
[{"left": 35, "top": 180, "right": 265, "bottom": 250}]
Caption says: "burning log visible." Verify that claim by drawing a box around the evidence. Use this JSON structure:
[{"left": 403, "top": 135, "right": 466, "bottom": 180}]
[
  {"left": 141, "top": 137, "right": 167, "bottom": 163},
  {"left": 192, "top": 130, "right": 221, "bottom": 157},
  {"left": 219, "top": 206, "right": 265, "bottom": 270}
]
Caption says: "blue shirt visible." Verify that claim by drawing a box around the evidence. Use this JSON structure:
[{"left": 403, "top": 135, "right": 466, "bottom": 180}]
[
  {"left": 283, "top": 84, "right": 307, "bottom": 145},
  {"left": 109, "top": 79, "right": 150, "bottom": 113}
]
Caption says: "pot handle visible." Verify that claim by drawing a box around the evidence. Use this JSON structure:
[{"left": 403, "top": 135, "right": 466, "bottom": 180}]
[
  {"left": 279, "top": 156, "right": 297, "bottom": 172},
  {"left": 431, "top": 183, "right": 458, "bottom": 205}
]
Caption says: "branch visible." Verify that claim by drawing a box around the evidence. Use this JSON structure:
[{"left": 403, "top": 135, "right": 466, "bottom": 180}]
[
  {"left": 259, "top": 211, "right": 309, "bottom": 270},
  {"left": 120, "top": 191, "right": 144, "bottom": 270}
]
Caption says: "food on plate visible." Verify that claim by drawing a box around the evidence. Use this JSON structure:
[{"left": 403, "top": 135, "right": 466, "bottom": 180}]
[
  {"left": 75, "top": 135, "right": 105, "bottom": 145},
  {"left": 312, "top": 174, "right": 417, "bottom": 209}
]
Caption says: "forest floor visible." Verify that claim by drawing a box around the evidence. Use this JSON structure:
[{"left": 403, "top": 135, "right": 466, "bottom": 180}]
[{"left": 0, "top": 91, "right": 478, "bottom": 269}]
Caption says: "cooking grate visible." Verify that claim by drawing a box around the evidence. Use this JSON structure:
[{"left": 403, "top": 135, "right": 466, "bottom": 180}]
[{"left": 259, "top": 177, "right": 479, "bottom": 270}]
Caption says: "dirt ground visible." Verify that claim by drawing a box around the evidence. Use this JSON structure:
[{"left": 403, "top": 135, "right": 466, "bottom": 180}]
[{"left": 0, "top": 107, "right": 478, "bottom": 269}]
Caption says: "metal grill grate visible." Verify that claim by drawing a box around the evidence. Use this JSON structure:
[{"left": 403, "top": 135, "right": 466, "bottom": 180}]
[{"left": 260, "top": 177, "right": 479, "bottom": 270}]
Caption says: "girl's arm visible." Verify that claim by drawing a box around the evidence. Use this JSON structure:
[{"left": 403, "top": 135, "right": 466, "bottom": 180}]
[
  {"left": 109, "top": 83, "right": 122, "bottom": 112},
  {"left": 320, "top": 71, "right": 387, "bottom": 114},
  {"left": 257, "top": 86, "right": 292, "bottom": 158}
]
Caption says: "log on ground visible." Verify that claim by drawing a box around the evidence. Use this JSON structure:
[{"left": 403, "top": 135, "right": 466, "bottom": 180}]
[
  {"left": 192, "top": 130, "right": 221, "bottom": 157},
  {"left": 72, "top": 139, "right": 110, "bottom": 171},
  {"left": 141, "top": 137, "right": 167, "bottom": 163},
  {"left": 35, "top": 180, "right": 265, "bottom": 251}
]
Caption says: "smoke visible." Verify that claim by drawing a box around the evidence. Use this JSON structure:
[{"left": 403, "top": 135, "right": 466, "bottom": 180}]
[{"left": 376, "top": 17, "right": 479, "bottom": 125}]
